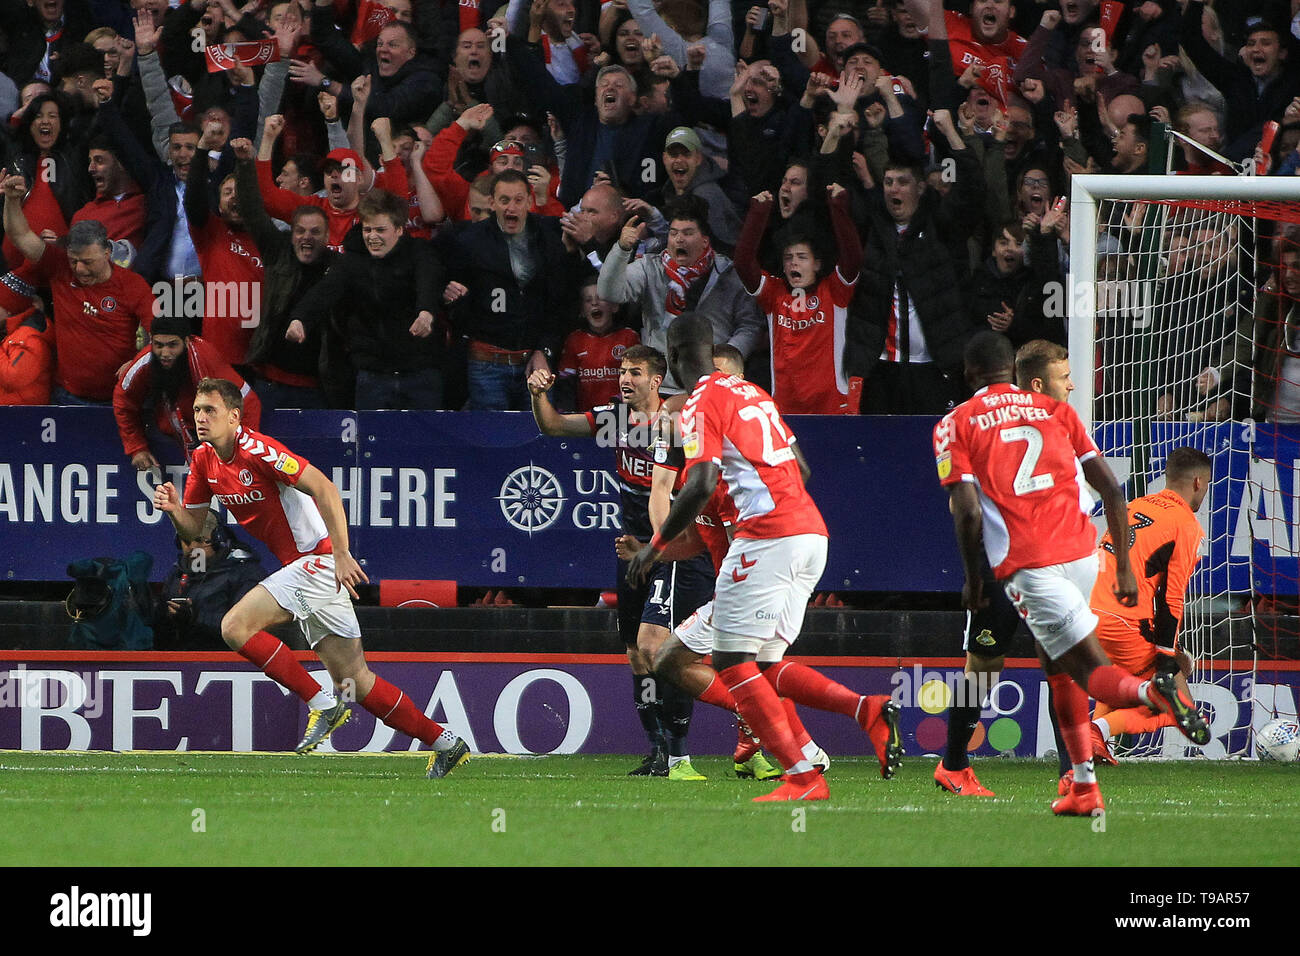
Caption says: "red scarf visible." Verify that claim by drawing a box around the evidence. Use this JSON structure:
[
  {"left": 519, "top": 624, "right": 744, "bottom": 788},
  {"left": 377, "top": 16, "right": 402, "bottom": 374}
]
[
  {"left": 662, "top": 241, "right": 714, "bottom": 316},
  {"left": 541, "top": 33, "right": 589, "bottom": 74}
]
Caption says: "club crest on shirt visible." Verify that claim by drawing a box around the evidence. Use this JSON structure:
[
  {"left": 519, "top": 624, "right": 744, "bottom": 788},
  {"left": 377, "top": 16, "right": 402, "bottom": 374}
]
[
  {"left": 99, "top": 296, "right": 117, "bottom": 312},
  {"left": 238, "top": 468, "right": 255, "bottom": 486},
  {"left": 275, "top": 452, "right": 300, "bottom": 476}
]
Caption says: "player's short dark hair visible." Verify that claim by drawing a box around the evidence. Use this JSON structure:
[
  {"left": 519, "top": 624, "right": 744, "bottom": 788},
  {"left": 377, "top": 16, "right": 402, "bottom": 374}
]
[
  {"left": 667, "top": 311, "right": 713, "bottom": 350},
  {"left": 965, "top": 330, "right": 1016, "bottom": 379},
  {"left": 196, "top": 377, "right": 243, "bottom": 413},
  {"left": 622, "top": 344, "right": 666, "bottom": 380},
  {"left": 636, "top": 70, "right": 668, "bottom": 98},
  {"left": 379, "top": 19, "right": 419, "bottom": 46},
  {"left": 1165, "top": 446, "right": 1212, "bottom": 483},
  {"left": 291, "top": 204, "right": 328, "bottom": 229},
  {"left": 86, "top": 135, "right": 122, "bottom": 160},
  {"left": 357, "top": 188, "right": 407, "bottom": 229},
  {"left": 1015, "top": 339, "right": 1067, "bottom": 390},
  {"left": 998, "top": 219, "right": 1027, "bottom": 243},
  {"left": 491, "top": 168, "right": 530, "bottom": 194},
  {"left": 884, "top": 160, "right": 924, "bottom": 183},
  {"left": 664, "top": 194, "right": 712, "bottom": 238},
  {"left": 168, "top": 122, "right": 201, "bottom": 141},
  {"left": 1126, "top": 112, "right": 1153, "bottom": 144},
  {"left": 712, "top": 343, "right": 744, "bottom": 375},
  {"left": 285, "top": 152, "right": 324, "bottom": 191},
  {"left": 53, "top": 42, "right": 103, "bottom": 81}
]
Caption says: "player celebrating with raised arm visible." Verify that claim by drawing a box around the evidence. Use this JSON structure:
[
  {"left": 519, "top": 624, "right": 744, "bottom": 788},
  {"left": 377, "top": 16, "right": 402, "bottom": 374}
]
[
  {"left": 152, "top": 378, "right": 471, "bottom": 777},
  {"left": 529, "top": 346, "right": 709, "bottom": 779},
  {"left": 628, "top": 314, "right": 902, "bottom": 802},
  {"left": 935, "top": 332, "right": 1211, "bottom": 816}
]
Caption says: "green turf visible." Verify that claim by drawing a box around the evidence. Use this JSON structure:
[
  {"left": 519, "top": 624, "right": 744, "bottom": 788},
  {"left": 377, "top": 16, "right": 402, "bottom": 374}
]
[{"left": 0, "top": 752, "right": 1295, "bottom": 866}]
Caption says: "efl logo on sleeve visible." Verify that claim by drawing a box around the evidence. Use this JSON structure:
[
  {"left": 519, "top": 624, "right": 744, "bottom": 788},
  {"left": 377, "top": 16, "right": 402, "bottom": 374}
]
[
  {"left": 274, "top": 453, "right": 300, "bottom": 476},
  {"left": 936, "top": 450, "right": 951, "bottom": 480}
]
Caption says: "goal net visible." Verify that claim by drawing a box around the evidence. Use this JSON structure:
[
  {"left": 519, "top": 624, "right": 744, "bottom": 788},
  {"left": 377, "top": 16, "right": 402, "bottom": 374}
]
[{"left": 1069, "top": 173, "right": 1300, "bottom": 759}]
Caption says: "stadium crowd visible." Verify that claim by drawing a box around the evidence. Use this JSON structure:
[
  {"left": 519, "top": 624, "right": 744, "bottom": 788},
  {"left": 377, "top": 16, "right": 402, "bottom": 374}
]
[{"left": 0, "top": 0, "right": 1297, "bottom": 443}]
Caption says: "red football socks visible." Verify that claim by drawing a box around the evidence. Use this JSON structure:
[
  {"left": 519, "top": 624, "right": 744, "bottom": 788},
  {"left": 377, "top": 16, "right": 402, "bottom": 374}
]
[
  {"left": 237, "top": 630, "right": 322, "bottom": 704},
  {"left": 1086, "top": 665, "right": 1145, "bottom": 709},
  {"left": 764, "top": 659, "right": 861, "bottom": 717},
  {"left": 696, "top": 674, "right": 738, "bottom": 712},
  {"left": 721, "top": 662, "right": 805, "bottom": 772},
  {"left": 1048, "top": 672, "right": 1094, "bottom": 779},
  {"left": 361, "top": 676, "right": 445, "bottom": 746},
  {"left": 782, "top": 696, "right": 814, "bottom": 749}
]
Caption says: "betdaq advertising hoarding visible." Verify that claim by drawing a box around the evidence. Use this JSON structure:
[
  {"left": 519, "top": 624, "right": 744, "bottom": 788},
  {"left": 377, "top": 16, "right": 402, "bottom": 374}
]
[{"left": 1, "top": 653, "right": 1294, "bottom": 758}]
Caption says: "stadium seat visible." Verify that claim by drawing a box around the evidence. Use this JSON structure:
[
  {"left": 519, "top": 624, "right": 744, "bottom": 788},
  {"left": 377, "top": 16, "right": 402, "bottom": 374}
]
[{"left": 379, "top": 580, "right": 458, "bottom": 608}]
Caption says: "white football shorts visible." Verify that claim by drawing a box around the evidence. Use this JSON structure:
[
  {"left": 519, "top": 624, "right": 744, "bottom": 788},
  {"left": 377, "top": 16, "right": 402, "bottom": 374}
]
[
  {"left": 260, "top": 553, "right": 362, "bottom": 647},
  {"left": 711, "top": 533, "right": 827, "bottom": 657},
  {"left": 675, "top": 599, "right": 714, "bottom": 656},
  {"left": 1003, "top": 553, "right": 1099, "bottom": 661}
]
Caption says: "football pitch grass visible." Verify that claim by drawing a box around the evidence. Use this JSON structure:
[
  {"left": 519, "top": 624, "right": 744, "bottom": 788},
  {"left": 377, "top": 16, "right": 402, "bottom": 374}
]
[{"left": 0, "top": 751, "right": 1295, "bottom": 867}]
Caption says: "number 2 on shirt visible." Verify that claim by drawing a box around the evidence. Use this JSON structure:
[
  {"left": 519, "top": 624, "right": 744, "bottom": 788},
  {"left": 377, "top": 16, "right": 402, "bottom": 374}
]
[
  {"left": 738, "top": 401, "right": 795, "bottom": 467},
  {"left": 1000, "top": 425, "right": 1054, "bottom": 496}
]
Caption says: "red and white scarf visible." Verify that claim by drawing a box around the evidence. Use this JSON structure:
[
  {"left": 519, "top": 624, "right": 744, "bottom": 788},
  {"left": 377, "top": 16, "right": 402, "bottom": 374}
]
[{"left": 662, "top": 241, "right": 714, "bottom": 316}]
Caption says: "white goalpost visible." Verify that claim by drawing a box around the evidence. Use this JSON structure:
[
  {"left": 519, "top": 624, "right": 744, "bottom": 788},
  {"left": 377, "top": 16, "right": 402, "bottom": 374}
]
[{"left": 1067, "top": 172, "right": 1300, "bottom": 759}]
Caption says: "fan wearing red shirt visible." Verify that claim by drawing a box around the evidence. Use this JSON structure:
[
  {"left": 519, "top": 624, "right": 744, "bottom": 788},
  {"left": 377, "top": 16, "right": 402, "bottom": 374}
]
[
  {"left": 151, "top": 377, "right": 472, "bottom": 776},
  {"left": 556, "top": 278, "right": 639, "bottom": 412},
  {"left": 628, "top": 314, "right": 902, "bottom": 802},
  {"left": 935, "top": 331, "right": 1210, "bottom": 815},
  {"left": 74, "top": 140, "right": 148, "bottom": 263},
  {"left": 1, "top": 181, "right": 155, "bottom": 404},
  {"left": 735, "top": 183, "right": 860, "bottom": 414},
  {"left": 113, "top": 314, "right": 263, "bottom": 471},
  {"left": 424, "top": 104, "right": 565, "bottom": 221},
  {"left": 257, "top": 114, "right": 411, "bottom": 250},
  {"left": 184, "top": 142, "right": 264, "bottom": 367},
  {"left": 909, "top": 0, "right": 1027, "bottom": 109}
]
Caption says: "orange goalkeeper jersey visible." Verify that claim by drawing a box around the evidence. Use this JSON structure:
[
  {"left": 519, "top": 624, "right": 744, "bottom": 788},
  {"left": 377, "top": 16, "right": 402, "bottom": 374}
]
[{"left": 1091, "top": 489, "right": 1203, "bottom": 647}]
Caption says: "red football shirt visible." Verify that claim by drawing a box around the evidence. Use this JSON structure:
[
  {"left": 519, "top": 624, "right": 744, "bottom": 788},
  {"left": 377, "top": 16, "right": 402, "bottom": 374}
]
[
  {"left": 755, "top": 269, "right": 855, "bottom": 414},
  {"left": 658, "top": 432, "right": 740, "bottom": 571},
  {"left": 72, "top": 191, "right": 148, "bottom": 258},
  {"left": 558, "top": 327, "right": 640, "bottom": 412},
  {"left": 257, "top": 158, "right": 409, "bottom": 251},
  {"left": 190, "top": 217, "right": 264, "bottom": 366},
  {"left": 0, "top": 255, "right": 155, "bottom": 400},
  {"left": 680, "top": 372, "right": 826, "bottom": 540},
  {"left": 944, "top": 10, "right": 1027, "bottom": 110},
  {"left": 184, "top": 426, "right": 331, "bottom": 567},
  {"left": 2, "top": 176, "right": 67, "bottom": 270},
  {"left": 933, "top": 382, "right": 1100, "bottom": 578}
]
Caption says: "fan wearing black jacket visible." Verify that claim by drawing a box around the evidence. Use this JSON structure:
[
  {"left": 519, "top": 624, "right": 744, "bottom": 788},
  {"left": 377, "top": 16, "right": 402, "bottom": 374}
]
[{"left": 289, "top": 188, "right": 447, "bottom": 409}]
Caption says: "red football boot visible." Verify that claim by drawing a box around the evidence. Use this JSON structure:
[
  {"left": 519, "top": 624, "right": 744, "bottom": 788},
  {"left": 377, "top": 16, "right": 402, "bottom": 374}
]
[
  {"left": 753, "top": 771, "right": 830, "bottom": 802},
  {"left": 1091, "top": 722, "right": 1119, "bottom": 766},
  {"left": 1051, "top": 780, "right": 1105, "bottom": 816},
  {"left": 1057, "top": 770, "right": 1074, "bottom": 796},
  {"left": 858, "top": 696, "right": 904, "bottom": 779},
  {"left": 933, "top": 763, "right": 995, "bottom": 796}
]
